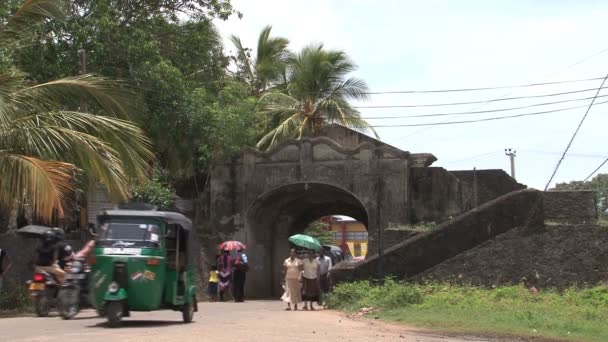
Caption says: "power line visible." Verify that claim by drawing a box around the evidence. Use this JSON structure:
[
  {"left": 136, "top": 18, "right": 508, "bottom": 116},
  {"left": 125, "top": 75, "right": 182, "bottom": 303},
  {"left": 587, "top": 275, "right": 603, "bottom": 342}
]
[
  {"left": 584, "top": 158, "right": 608, "bottom": 181},
  {"left": 390, "top": 48, "right": 608, "bottom": 144},
  {"left": 544, "top": 73, "right": 608, "bottom": 191},
  {"left": 522, "top": 150, "right": 608, "bottom": 159},
  {"left": 360, "top": 76, "right": 604, "bottom": 94},
  {"left": 354, "top": 87, "right": 604, "bottom": 109},
  {"left": 367, "top": 99, "right": 608, "bottom": 127},
  {"left": 361, "top": 94, "right": 608, "bottom": 119}
]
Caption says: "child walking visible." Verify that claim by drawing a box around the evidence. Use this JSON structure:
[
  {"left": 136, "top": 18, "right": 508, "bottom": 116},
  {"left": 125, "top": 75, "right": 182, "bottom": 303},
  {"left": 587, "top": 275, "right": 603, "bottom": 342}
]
[{"left": 208, "top": 265, "right": 219, "bottom": 301}]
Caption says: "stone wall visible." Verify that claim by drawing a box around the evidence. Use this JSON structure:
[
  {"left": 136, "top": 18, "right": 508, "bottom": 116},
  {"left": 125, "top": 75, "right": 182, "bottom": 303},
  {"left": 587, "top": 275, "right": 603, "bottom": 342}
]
[
  {"left": 366, "top": 229, "right": 419, "bottom": 256},
  {"left": 450, "top": 169, "right": 526, "bottom": 205},
  {"left": 416, "top": 224, "right": 608, "bottom": 289},
  {"left": 543, "top": 190, "right": 597, "bottom": 224},
  {"left": 331, "top": 189, "right": 543, "bottom": 284},
  {"left": 409, "top": 167, "right": 470, "bottom": 223}
]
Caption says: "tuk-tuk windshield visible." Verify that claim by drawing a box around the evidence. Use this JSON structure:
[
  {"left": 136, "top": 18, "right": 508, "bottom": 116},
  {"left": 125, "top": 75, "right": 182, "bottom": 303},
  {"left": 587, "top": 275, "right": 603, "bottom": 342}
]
[{"left": 97, "top": 220, "right": 162, "bottom": 248}]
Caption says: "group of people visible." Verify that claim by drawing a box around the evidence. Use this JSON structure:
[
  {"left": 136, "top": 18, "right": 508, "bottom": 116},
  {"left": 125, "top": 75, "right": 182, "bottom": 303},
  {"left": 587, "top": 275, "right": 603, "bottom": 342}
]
[
  {"left": 209, "top": 247, "right": 249, "bottom": 302},
  {"left": 282, "top": 248, "right": 332, "bottom": 311}
]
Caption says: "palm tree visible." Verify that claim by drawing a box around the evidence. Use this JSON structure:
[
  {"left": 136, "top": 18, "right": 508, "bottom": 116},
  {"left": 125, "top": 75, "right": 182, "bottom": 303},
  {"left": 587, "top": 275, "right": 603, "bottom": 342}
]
[
  {"left": 257, "top": 44, "right": 377, "bottom": 150},
  {"left": 230, "top": 25, "right": 289, "bottom": 96},
  {"left": 0, "top": 0, "right": 153, "bottom": 221}
]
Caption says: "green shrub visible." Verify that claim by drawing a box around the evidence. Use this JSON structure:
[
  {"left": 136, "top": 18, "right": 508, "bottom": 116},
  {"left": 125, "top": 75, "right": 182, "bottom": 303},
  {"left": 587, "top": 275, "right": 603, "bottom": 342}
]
[
  {"left": 328, "top": 279, "right": 422, "bottom": 310},
  {"left": 0, "top": 281, "right": 31, "bottom": 312}
]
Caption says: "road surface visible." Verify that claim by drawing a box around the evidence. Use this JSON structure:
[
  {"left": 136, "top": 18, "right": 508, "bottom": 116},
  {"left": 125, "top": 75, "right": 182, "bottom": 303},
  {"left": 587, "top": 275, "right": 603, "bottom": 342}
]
[{"left": 0, "top": 301, "right": 509, "bottom": 342}]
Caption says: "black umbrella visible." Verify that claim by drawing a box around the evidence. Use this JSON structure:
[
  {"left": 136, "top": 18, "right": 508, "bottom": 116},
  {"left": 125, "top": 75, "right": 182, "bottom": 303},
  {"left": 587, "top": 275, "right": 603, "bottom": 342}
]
[{"left": 16, "top": 225, "right": 53, "bottom": 238}]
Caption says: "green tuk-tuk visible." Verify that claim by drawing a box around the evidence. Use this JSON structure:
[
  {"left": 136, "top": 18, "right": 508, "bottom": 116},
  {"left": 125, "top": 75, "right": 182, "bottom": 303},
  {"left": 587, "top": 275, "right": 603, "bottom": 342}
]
[{"left": 89, "top": 209, "right": 198, "bottom": 327}]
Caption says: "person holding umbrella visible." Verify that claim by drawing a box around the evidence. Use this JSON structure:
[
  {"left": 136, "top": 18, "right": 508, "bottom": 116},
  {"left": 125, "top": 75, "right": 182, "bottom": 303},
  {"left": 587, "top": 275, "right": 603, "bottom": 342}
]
[
  {"left": 217, "top": 240, "right": 247, "bottom": 302},
  {"left": 216, "top": 249, "right": 233, "bottom": 302}
]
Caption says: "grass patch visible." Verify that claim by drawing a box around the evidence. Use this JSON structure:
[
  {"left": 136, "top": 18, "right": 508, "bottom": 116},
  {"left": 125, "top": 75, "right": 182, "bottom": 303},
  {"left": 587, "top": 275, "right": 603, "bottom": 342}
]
[
  {"left": 0, "top": 281, "right": 32, "bottom": 316},
  {"left": 328, "top": 280, "right": 608, "bottom": 341},
  {"left": 386, "top": 222, "right": 437, "bottom": 232}
]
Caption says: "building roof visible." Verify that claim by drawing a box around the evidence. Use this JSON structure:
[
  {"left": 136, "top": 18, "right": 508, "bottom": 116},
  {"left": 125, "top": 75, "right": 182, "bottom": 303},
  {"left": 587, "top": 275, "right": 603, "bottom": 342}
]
[{"left": 99, "top": 210, "right": 192, "bottom": 231}]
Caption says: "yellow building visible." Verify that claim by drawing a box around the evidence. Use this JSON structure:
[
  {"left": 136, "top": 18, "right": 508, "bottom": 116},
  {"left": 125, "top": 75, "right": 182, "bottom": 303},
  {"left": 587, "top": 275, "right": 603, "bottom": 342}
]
[{"left": 324, "top": 216, "right": 368, "bottom": 257}]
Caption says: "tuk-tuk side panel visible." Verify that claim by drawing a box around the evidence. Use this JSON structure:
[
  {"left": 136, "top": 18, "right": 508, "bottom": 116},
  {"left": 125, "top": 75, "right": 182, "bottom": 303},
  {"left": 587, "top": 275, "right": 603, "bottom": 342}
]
[
  {"left": 91, "top": 248, "right": 166, "bottom": 311},
  {"left": 163, "top": 269, "right": 183, "bottom": 306},
  {"left": 125, "top": 257, "right": 166, "bottom": 311}
]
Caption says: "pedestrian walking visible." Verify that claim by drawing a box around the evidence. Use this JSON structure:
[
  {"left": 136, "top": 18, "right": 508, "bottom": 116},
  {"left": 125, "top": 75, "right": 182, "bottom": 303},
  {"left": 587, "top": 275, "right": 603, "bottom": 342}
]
[
  {"left": 301, "top": 250, "right": 321, "bottom": 310},
  {"left": 217, "top": 250, "right": 233, "bottom": 302},
  {"left": 317, "top": 248, "right": 332, "bottom": 306},
  {"left": 233, "top": 247, "right": 248, "bottom": 302},
  {"left": 208, "top": 265, "right": 219, "bottom": 301},
  {"left": 282, "top": 248, "right": 303, "bottom": 310}
]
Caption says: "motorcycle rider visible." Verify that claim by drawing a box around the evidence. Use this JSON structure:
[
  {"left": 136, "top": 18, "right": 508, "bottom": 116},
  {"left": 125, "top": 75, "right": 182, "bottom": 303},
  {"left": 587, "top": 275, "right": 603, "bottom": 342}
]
[
  {"left": 52, "top": 227, "right": 74, "bottom": 270},
  {"left": 34, "top": 229, "right": 72, "bottom": 284}
]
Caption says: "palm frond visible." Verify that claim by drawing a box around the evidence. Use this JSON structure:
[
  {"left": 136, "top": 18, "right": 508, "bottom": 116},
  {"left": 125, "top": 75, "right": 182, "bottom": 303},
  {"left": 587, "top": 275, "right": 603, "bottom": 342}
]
[
  {"left": 0, "top": 154, "right": 75, "bottom": 219},
  {"left": 256, "top": 112, "right": 304, "bottom": 150},
  {"left": 2, "top": 110, "right": 153, "bottom": 200},
  {"left": 1, "top": 0, "right": 65, "bottom": 48},
  {"left": 11, "top": 75, "right": 140, "bottom": 118}
]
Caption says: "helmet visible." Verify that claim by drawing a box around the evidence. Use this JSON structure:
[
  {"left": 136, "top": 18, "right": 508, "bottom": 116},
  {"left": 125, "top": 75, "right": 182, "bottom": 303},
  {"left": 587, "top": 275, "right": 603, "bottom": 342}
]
[
  {"left": 51, "top": 227, "right": 65, "bottom": 241},
  {"left": 43, "top": 230, "right": 58, "bottom": 243}
]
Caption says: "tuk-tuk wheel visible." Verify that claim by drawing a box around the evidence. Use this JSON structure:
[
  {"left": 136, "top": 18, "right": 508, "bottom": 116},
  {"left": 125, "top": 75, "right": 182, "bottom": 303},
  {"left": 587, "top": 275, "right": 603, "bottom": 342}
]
[
  {"left": 182, "top": 295, "right": 195, "bottom": 323},
  {"left": 106, "top": 301, "right": 123, "bottom": 328}
]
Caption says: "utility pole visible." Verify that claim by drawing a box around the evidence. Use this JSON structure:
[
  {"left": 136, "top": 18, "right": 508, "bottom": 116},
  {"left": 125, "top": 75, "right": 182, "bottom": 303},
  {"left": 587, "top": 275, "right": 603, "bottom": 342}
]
[
  {"left": 504, "top": 148, "right": 516, "bottom": 179},
  {"left": 77, "top": 47, "right": 86, "bottom": 74}
]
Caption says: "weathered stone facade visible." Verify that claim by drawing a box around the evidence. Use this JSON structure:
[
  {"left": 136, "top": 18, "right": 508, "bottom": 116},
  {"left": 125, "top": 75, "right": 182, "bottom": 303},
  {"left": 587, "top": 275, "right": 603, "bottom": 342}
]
[
  {"left": 330, "top": 189, "right": 544, "bottom": 284},
  {"left": 201, "top": 125, "right": 525, "bottom": 297},
  {"left": 542, "top": 190, "right": 598, "bottom": 224}
]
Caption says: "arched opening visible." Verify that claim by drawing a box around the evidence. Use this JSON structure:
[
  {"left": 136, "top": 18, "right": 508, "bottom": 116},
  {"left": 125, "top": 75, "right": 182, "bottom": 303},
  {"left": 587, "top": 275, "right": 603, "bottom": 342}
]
[{"left": 245, "top": 182, "right": 369, "bottom": 298}]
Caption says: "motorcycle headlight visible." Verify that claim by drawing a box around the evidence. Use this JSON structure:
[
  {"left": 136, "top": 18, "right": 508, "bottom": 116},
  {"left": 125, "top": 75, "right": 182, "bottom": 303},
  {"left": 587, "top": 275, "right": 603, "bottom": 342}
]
[
  {"left": 70, "top": 261, "right": 82, "bottom": 273},
  {"left": 108, "top": 281, "right": 119, "bottom": 294}
]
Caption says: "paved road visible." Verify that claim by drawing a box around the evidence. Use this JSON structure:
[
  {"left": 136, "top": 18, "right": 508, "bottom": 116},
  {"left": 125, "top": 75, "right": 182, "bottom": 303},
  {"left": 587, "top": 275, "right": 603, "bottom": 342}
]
[{"left": 0, "top": 301, "right": 505, "bottom": 342}]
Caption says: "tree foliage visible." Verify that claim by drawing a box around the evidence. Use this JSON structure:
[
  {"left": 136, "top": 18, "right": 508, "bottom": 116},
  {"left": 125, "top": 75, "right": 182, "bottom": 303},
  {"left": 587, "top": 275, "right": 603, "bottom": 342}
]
[
  {"left": 0, "top": 0, "right": 153, "bottom": 220},
  {"left": 230, "top": 25, "right": 290, "bottom": 96},
  {"left": 304, "top": 219, "right": 334, "bottom": 245},
  {"left": 129, "top": 167, "right": 175, "bottom": 210},
  {"left": 257, "top": 44, "right": 376, "bottom": 150},
  {"left": 6, "top": 0, "right": 255, "bottom": 181},
  {"left": 554, "top": 174, "right": 608, "bottom": 219}
]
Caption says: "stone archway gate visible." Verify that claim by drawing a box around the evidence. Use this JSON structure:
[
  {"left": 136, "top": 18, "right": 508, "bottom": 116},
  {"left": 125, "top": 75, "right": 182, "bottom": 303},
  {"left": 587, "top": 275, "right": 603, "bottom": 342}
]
[{"left": 200, "top": 126, "right": 419, "bottom": 297}]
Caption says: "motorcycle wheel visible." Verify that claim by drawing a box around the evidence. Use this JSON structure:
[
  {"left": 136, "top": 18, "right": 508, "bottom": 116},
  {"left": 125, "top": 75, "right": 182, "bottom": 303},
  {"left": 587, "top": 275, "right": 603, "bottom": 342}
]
[
  {"left": 181, "top": 295, "right": 195, "bottom": 323},
  {"left": 58, "top": 288, "right": 79, "bottom": 320},
  {"left": 34, "top": 296, "right": 50, "bottom": 317},
  {"left": 106, "top": 301, "right": 123, "bottom": 328}
]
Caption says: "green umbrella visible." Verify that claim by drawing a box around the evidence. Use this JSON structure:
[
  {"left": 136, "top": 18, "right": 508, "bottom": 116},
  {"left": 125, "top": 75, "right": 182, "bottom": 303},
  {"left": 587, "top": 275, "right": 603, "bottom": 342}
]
[{"left": 288, "top": 234, "right": 321, "bottom": 251}]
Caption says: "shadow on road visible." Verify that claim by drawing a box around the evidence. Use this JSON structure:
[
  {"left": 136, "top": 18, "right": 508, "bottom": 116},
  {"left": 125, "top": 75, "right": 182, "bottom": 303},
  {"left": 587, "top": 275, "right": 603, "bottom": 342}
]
[{"left": 88, "top": 320, "right": 185, "bottom": 329}]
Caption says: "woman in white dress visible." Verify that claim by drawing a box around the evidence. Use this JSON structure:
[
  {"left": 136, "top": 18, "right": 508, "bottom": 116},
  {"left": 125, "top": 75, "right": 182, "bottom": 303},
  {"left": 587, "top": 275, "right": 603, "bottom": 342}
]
[{"left": 282, "top": 248, "right": 303, "bottom": 310}]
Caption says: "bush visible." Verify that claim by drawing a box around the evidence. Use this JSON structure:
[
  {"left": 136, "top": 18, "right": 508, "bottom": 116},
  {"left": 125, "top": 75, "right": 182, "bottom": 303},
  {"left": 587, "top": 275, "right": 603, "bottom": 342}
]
[
  {"left": 0, "top": 281, "right": 31, "bottom": 312},
  {"left": 328, "top": 279, "right": 422, "bottom": 310}
]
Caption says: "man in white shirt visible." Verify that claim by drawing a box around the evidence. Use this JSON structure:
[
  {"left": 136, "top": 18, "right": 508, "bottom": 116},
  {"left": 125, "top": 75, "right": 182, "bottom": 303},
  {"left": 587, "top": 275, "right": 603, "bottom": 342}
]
[{"left": 317, "top": 248, "right": 332, "bottom": 306}]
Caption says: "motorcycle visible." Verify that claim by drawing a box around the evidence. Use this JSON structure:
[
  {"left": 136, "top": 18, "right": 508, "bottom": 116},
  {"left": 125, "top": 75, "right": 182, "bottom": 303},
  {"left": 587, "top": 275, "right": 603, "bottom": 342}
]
[
  {"left": 57, "top": 258, "right": 90, "bottom": 319},
  {"left": 27, "top": 271, "right": 60, "bottom": 317}
]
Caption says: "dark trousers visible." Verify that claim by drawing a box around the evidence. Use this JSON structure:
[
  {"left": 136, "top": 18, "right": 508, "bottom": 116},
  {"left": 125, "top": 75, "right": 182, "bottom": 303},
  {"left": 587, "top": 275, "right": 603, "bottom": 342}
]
[{"left": 233, "top": 270, "right": 246, "bottom": 302}]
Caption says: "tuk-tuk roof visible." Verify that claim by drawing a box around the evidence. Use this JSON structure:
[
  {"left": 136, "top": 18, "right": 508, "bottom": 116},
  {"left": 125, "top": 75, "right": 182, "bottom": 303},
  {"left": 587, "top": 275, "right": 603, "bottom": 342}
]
[{"left": 99, "top": 210, "right": 192, "bottom": 231}]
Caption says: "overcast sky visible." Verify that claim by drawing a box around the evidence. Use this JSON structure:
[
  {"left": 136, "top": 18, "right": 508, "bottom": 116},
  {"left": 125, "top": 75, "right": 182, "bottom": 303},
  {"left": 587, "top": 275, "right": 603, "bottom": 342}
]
[{"left": 215, "top": 0, "right": 608, "bottom": 190}]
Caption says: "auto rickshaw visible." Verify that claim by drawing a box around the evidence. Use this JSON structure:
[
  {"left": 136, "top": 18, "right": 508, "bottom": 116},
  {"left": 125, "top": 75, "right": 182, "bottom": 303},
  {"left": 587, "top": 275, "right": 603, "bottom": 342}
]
[{"left": 89, "top": 209, "right": 198, "bottom": 327}]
